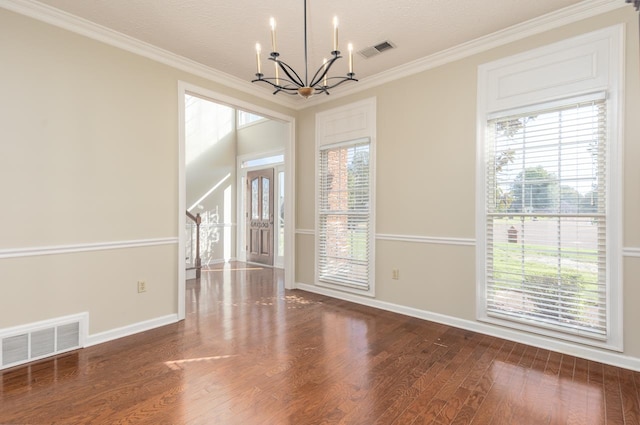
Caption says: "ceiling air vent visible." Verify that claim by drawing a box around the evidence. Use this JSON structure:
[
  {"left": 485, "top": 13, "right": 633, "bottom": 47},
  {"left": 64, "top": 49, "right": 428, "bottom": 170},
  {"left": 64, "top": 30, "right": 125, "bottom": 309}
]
[{"left": 358, "top": 40, "right": 396, "bottom": 59}]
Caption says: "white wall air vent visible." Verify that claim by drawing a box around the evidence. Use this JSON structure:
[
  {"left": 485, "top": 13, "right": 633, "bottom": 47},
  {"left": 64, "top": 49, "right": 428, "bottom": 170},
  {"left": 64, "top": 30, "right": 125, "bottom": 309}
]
[
  {"left": 358, "top": 41, "right": 396, "bottom": 58},
  {"left": 0, "top": 313, "right": 87, "bottom": 370}
]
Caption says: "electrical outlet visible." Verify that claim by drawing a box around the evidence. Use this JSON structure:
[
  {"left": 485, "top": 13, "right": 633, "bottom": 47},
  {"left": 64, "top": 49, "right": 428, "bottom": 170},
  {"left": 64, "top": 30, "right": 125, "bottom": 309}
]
[
  {"left": 392, "top": 269, "right": 399, "bottom": 280},
  {"left": 137, "top": 281, "right": 147, "bottom": 293}
]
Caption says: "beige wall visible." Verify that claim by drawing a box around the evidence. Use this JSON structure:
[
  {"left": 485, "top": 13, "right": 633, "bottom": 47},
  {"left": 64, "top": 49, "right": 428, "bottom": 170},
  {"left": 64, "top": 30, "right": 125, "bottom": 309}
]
[
  {"left": 0, "top": 9, "right": 293, "bottom": 334},
  {"left": 186, "top": 126, "right": 237, "bottom": 264},
  {"left": 2, "top": 2, "right": 638, "bottom": 366},
  {"left": 237, "top": 119, "right": 287, "bottom": 157},
  {"left": 185, "top": 106, "right": 288, "bottom": 265},
  {"left": 0, "top": 246, "right": 177, "bottom": 333},
  {"left": 295, "top": 7, "right": 640, "bottom": 360}
]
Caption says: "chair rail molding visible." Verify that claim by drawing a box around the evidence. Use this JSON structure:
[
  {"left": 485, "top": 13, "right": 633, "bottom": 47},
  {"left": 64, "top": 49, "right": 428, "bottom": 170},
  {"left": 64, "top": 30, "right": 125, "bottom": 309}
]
[
  {"left": 376, "top": 233, "right": 476, "bottom": 246},
  {"left": 0, "top": 237, "right": 178, "bottom": 259}
]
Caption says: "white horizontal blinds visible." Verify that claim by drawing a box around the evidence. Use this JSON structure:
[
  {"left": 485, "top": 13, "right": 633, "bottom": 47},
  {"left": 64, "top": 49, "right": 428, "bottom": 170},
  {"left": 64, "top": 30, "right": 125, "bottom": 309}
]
[
  {"left": 485, "top": 98, "right": 607, "bottom": 339},
  {"left": 318, "top": 140, "right": 370, "bottom": 289}
]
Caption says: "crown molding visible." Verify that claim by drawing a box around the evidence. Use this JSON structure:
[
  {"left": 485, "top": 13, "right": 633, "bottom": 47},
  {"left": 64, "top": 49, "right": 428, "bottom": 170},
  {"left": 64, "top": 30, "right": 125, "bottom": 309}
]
[
  {"left": 301, "top": 0, "right": 629, "bottom": 109},
  {"left": 0, "top": 0, "right": 299, "bottom": 110},
  {"left": 0, "top": 0, "right": 629, "bottom": 111}
]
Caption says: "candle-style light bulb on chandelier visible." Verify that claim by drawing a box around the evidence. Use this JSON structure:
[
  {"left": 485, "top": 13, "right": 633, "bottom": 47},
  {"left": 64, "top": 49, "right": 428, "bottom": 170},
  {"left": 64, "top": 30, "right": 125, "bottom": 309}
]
[{"left": 252, "top": 0, "right": 357, "bottom": 99}]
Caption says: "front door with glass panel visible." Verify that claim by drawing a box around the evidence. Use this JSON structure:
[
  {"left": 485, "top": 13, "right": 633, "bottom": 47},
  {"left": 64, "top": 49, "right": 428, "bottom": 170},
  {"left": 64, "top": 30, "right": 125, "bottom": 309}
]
[{"left": 246, "top": 168, "right": 274, "bottom": 265}]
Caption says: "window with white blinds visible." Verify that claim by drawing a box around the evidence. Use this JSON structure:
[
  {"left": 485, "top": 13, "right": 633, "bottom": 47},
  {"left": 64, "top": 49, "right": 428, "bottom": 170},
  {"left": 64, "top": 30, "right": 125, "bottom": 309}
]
[
  {"left": 318, "top": 139, "right": 371, "bottom": 290},
  {"left": 484, "top": 96, "right": 609, "bottom": 340}
]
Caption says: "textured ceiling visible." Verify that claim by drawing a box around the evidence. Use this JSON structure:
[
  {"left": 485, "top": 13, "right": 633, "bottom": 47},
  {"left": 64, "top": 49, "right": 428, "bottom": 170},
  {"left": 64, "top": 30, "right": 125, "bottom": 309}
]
[{"left": 31, "top": 0, "right": 585, "bottom": 99}]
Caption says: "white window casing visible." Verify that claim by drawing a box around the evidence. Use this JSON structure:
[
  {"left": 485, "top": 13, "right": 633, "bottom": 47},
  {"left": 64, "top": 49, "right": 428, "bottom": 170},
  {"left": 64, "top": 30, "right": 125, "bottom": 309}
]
[
  {"left": 476, "top": 26, "right": 623, "bottom": 351},
  {"left": 315, "top": 98, "right": 376, "bottom": 297},
  {"left": 318, "top": 139, "right": 371, "bottom": 290}
]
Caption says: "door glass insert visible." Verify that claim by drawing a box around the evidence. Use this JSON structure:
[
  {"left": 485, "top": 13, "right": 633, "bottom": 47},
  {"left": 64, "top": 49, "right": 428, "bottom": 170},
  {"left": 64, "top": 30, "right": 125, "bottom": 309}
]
[
  {"left": 278, "top": 171, "right": 285, "bottom": 257},
  {"left": 262, "top": 178, "right": 270, "bottom": 220},
  {"left": 251, "top": 178, "right": 259, "bottom": 219}
]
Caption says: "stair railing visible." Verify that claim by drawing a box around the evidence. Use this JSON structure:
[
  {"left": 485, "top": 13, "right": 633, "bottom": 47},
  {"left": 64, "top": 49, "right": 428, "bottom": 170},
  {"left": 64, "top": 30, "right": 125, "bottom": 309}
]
[{"left": 186, "top": 211, "right": 202, "bottom": 278}]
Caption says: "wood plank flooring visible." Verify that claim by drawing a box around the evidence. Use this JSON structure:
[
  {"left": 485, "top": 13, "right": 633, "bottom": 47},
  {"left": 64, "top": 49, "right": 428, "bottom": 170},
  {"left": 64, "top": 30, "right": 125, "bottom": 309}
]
[{"left": 1, "top": 262, "right": 639, "bottom": 424}]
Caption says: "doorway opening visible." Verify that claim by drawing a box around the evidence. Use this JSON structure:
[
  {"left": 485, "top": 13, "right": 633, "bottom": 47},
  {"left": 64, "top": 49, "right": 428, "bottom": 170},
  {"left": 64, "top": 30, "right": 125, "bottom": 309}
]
[{"left": 177, "top": 81, "right": 295, "bottom": 320}]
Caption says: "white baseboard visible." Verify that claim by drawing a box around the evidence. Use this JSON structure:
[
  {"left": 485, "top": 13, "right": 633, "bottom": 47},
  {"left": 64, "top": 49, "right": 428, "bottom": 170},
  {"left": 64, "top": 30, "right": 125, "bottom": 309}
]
[
  {"left": 203, "top": 258, "right": 235, "bottom": 266},
  {"left": 197, "top": 257, "right": 239, "bottom": 268},
  {"left": 296, "top": 282, "right": 640, "bottom": 372},
  {"left": 85, "top": 314, "right": 179, "bottom": 347}
]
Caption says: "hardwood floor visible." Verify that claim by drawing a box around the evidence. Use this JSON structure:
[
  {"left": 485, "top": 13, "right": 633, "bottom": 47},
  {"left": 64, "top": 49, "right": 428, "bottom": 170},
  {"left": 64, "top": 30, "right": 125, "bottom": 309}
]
[{"left": 1, "top": 262, "right": 639, "bottom": 424}]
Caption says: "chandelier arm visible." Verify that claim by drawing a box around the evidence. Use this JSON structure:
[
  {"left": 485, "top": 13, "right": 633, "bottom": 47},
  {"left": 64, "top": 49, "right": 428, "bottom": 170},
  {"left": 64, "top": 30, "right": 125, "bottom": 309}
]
[
  {"left": 273, "top": 86, "right": 298, "bottom": 96},
  {"left": 319, "top": 75, "right": 359, "bottom": 91},
  {"left": 252, "top": 76, "right": 298, "bottom": 88},
  {"left": 308, "top": 54, "right": 341, "bottom": 88},
  {"left": 269, "top": 58, "right": 305, "bottom": 87},
  {"left": 252, "top": 77, "right": 301, "bottom": 93},
  {"left": 313, "top": 86, "right": 330, "bottom": 96}
]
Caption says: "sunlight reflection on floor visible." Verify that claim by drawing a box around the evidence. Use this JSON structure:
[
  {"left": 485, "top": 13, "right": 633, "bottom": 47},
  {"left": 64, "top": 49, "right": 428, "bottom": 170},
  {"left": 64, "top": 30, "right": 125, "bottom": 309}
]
[{"left": 164, "top": 355, "right": 239, "bottom": 371}]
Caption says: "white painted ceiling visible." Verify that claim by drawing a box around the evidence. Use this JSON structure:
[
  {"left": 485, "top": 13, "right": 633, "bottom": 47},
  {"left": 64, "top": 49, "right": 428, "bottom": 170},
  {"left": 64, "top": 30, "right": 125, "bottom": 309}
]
[{"left": 32, "top": 0, "right": 585, "bottom": 101}]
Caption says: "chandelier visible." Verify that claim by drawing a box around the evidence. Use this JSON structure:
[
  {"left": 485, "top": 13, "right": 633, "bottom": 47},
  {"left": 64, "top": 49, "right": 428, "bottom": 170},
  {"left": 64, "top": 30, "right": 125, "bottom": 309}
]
[{"left": 252, "top": 0, "right": 357, "bottom": 99}]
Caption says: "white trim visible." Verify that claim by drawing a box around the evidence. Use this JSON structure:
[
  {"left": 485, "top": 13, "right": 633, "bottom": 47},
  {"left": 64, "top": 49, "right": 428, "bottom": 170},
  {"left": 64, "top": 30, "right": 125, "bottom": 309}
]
[
  {"left": 310, "top": 228, "right": 640, "bottom": 254},
  {"left": 307, "top": 229, "right": 640, "bottom": 255},
  {"left": 294, "top": 230, "right": 640, "bottom": 256},
  {"left": 315, "top": 98, "right": 377, "bottom": 297},
  {"left": 624, "top": 247, "right": 640, "bottom": 257},
  {"left": 180, "top": 82, "right": 294, "bottom": 124},
  {"left": 85, "top": 314, "right": 179, "bottom": 347},
  {"left": 479, "top": 27, "right": 620, "bottom": 114},
  {"left": 235, "top": 113, "right": 268, "bottom": 130},
  {"left": 299, "top": 0, "right": 628, "bottom": 109},
  {"left": 236, "top": 150, "right": 286, "bottom": 264},
  {"left": 0, "top": 312, "right": 88, "bottom": 349},
  {"left": 0, "top": 237, "right": 178, "bottom": 259},
  {"left": 177, "top": 83, "right": 187, "bottom": 321},
  {"left": 0, "top": 312, "right": 89, "bottom": 370},
  {"left": 609, "top": 22, "right": 625, "bottom": 355},
  {"left": 1, "top": 1, "right": 624, "bottom": 112},
  {"left": 0, "top": 312, "right": 86, "bottom": 339},
  {"left": 475, "top": 25, "right": 625, "bottom": 351},
  {"left": 236, "top": 166, "right": 244, "bottom": 263},
  {"left": 274, "top": 164, "right": 286, "bottom": 269},
  {"left": 200, "top": 258, "right": 238, "bottom": 267},
  {"left": 295, "top": 282, "right": 640, "bottom": 372},
  {"left": 178, "top": 81, "right": 296, "bottom": 309},
  {"left": 238, "top": 149, "right": 285, "bottom": 170},
  {"left": 0, "top": 0, "right": 299, "bottom": 110},
  {"left": 487, "top": 91, "right": 608, "bottom": 121},
  {"left": 376, "top": 233, "right": 475, "bottom": 247},
  {"left": 284, "top": 114, "right": 297, "bottom": 290},
  {"left": 236, "top": 119, "right": 269, "bottom": 130}
]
